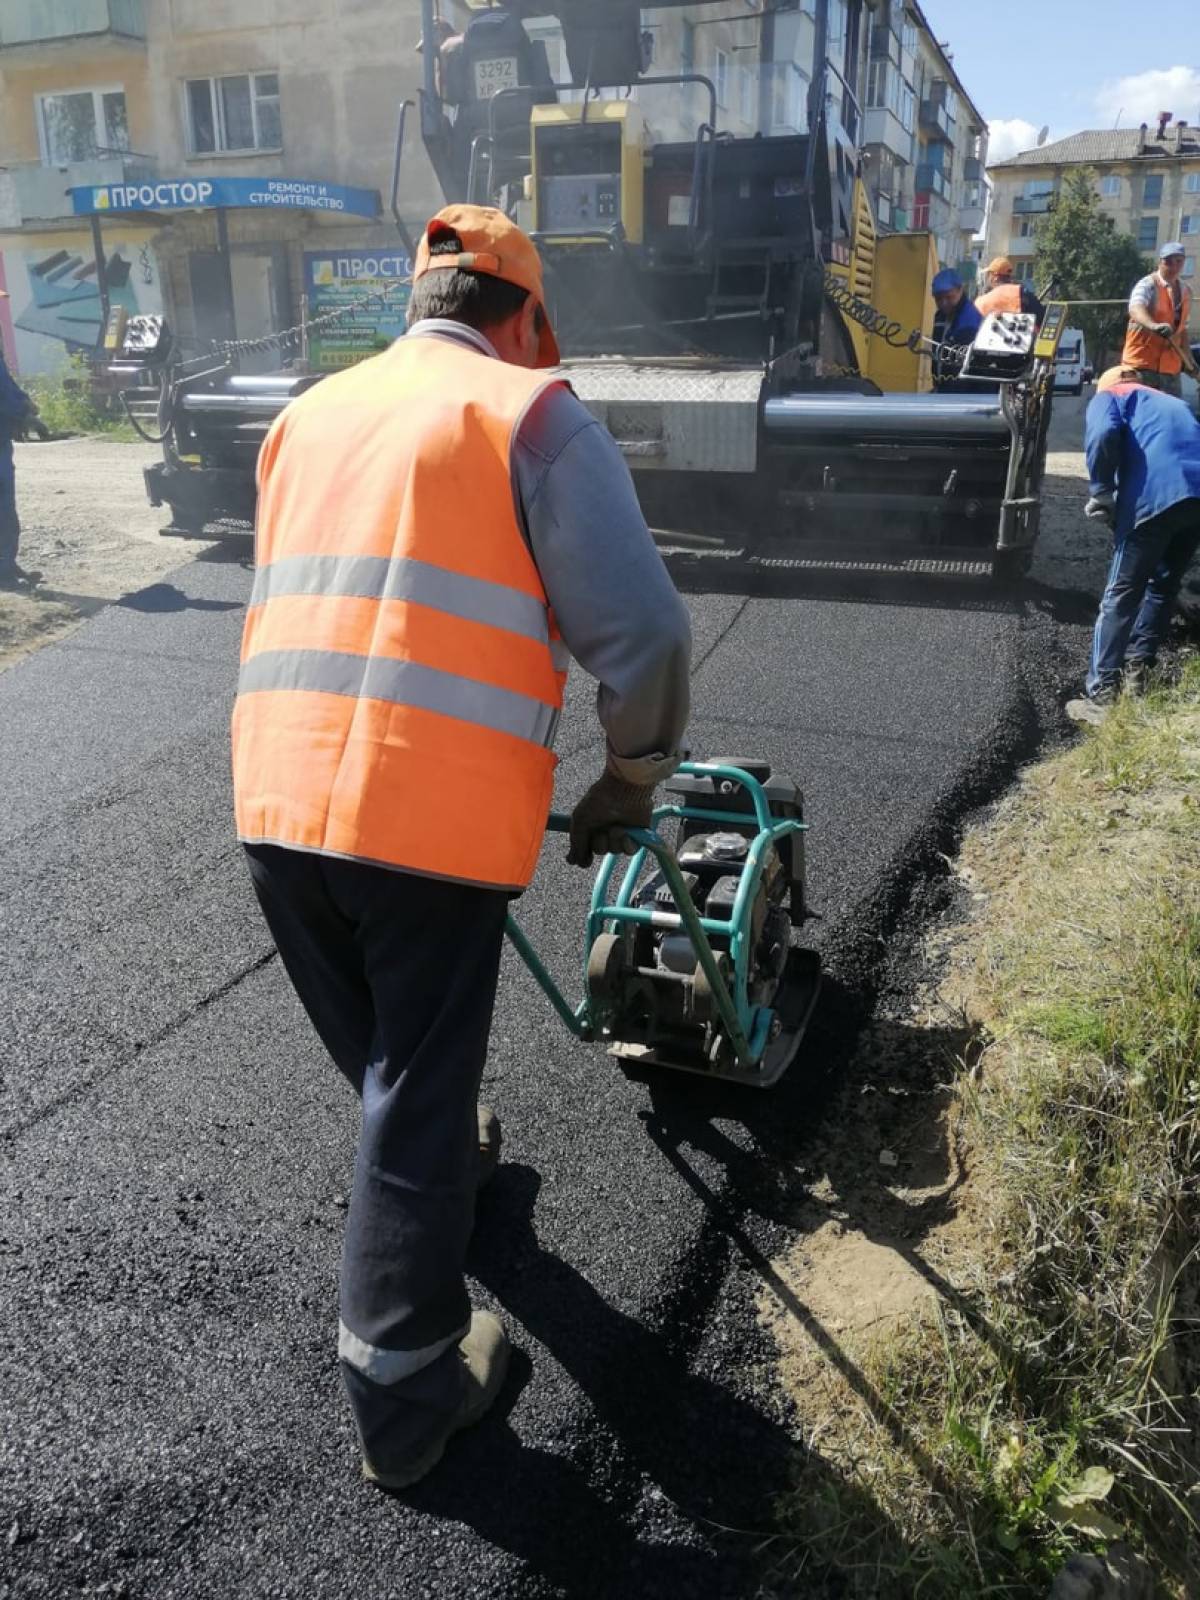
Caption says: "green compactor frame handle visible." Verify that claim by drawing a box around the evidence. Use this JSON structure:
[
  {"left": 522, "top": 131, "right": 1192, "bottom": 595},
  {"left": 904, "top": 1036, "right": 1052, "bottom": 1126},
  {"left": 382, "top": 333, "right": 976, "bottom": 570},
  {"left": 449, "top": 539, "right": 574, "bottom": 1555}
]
[{"left": 504, "top": 761, "right": 807, "bottom": 1070}]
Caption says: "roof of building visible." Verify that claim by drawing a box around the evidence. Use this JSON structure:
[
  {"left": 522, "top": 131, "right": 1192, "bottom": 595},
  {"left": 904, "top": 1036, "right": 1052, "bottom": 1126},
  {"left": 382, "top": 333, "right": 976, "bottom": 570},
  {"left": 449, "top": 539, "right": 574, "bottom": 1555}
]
[{"left": 990, "top": 126, "right": 1200, "bottom": 171}]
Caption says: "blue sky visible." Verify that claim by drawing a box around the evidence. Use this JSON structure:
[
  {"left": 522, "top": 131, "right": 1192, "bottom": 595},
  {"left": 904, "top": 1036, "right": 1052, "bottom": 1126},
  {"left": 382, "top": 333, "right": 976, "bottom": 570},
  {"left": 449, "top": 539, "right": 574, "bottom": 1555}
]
[{"left": 918, "top": 0, "right": 1197, "bottom": 159}]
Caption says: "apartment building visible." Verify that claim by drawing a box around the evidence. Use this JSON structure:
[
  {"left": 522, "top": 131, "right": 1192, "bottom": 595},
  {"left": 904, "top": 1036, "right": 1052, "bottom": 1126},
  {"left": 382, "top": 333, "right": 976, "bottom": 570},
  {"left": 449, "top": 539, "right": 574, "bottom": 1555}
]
[
  {"left": 985, "top": 118, "right": 1200, "bottom": 285},
  {"left": 0, "top": 0, "right": 445, "bottom": 375},
  {"left": 860, "top": 1, "right": 986, "bottom": 274}
]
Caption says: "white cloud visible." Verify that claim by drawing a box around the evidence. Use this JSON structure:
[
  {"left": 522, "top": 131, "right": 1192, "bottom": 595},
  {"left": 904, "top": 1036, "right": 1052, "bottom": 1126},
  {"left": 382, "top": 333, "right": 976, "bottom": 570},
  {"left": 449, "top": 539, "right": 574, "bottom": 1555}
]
[
  {"left": 987, "top": 118, "right": 1042, "bottom": 164},
  {"left": 1094, "top": 66, "right": 1200, "bottom": 130}
]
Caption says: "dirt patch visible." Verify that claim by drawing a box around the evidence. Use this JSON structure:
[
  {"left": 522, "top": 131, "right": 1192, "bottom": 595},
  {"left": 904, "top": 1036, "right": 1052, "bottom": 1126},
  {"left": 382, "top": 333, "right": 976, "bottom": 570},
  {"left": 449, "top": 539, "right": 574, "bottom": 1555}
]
[{"left": 0, "top": 436, "right": 220, "bottom": 671}]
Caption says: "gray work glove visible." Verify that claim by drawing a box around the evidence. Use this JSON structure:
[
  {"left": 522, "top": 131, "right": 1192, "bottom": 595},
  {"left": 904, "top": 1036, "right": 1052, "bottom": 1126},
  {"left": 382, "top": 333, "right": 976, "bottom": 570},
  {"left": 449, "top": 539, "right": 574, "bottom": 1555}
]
[
  {"left": 1085, "top": 490, "right": 1115, "bottom": 526},
  {"left": 567, "top": 767, "right": 657, "bottom": 869},
  {"left": 1152, "top": 321, "right": 1176, "bottom": 339}
]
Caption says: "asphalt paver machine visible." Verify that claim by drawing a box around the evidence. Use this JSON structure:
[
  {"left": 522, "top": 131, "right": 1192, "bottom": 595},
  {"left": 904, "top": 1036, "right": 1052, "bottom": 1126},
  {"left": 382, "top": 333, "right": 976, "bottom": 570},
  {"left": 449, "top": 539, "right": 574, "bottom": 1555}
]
[
  {"left": 131, "top": 0, "right": 1064, "bottom": 580},
  {"left": 414, "top": 0, "right": 1065, "bottom": 581}
]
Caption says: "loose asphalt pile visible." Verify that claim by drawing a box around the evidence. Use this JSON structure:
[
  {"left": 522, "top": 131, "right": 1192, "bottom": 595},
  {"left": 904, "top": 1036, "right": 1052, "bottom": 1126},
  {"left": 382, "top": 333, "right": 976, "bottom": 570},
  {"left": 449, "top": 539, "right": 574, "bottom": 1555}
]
[{"left": 0, "top": 411, "right": 1099, "bottom": 1598}]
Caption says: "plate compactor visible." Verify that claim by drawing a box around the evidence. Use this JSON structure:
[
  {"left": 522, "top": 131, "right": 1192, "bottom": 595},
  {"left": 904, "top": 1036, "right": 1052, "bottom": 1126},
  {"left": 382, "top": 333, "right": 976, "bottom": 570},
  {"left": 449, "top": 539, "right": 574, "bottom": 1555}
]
[{"left": 507, "top": 761, "right": 822, "bottom": 1088}]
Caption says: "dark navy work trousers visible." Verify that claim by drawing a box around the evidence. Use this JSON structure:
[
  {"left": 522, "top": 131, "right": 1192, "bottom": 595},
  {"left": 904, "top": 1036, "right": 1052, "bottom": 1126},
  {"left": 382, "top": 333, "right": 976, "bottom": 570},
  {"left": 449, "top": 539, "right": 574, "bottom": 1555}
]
[
  {"left": 1087, "top": 497, "right": 1200, "bottom": 694},
  {"left": 244, "top": 843, "right": 508, "bottom": 1463}
]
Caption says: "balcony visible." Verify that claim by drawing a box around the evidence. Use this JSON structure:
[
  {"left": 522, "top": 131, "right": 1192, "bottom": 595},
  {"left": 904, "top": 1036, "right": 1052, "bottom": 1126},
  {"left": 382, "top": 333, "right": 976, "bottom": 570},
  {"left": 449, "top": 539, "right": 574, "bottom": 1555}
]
[
  {"left": 959, "top": 203, "right": 986, "bottom": 234},
  {"left": 869, "top": 23, "right": 901, "bottom": 61},
  {"left": 1006, "top": 236, "right": 1037, "bottom": 256},
  {"left": 919, "top": 98, "right": 954, "bottom": 143},
  {"left": 0, "top": 155, "right": 154, "bottom": 227},
  {"left": 963, "top": 156, "right": 983, "bottom": 180},
  {"left": 863, "top": 105, "right": 912, "bottom": 162},
  {"left": 1013, "top": 193, "right": 1054, "bottom": 215},
  {"left": 916, "top": 163, "right": 951, "bottom": 202},
  {"left": 0, "top": 1, "right": 145, "bottom": 56}
]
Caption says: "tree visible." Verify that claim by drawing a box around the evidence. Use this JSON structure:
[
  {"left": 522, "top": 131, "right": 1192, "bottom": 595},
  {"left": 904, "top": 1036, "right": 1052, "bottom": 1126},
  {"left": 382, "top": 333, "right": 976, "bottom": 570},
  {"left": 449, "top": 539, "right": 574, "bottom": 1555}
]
[{"left": 1033, "top": 166, "right": 1149, "bottom": 367}]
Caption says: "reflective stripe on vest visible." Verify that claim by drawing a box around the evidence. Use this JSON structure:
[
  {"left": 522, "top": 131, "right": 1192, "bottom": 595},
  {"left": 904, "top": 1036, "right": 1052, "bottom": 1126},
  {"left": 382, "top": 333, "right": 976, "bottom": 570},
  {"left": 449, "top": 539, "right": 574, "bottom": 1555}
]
[
  {"left": 238, "top": 649, "right": 562, "bottom": 748},
  {"left": 975, "top": 283, "right": 1022, "bottom": 316},
  {"left": 1122, "top": 276, "right": 1192, "bottom": 376},
  {"left": 232, "top": 334, "right": 568, "bottom": 889}
]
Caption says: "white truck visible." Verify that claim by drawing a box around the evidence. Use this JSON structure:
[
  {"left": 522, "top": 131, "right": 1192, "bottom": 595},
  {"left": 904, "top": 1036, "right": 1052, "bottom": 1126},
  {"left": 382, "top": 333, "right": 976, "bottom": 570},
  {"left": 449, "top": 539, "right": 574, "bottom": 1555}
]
[{"left": 1053, "top": 327, "right": 1089, "bottom": 395}]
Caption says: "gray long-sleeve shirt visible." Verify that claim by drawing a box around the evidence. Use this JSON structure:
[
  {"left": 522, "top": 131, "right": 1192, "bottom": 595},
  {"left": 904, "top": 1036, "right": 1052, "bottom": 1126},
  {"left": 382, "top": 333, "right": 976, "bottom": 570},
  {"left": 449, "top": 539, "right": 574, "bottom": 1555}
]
[{"left": 407, "top": 319, "right": 692, "bottom": 785}]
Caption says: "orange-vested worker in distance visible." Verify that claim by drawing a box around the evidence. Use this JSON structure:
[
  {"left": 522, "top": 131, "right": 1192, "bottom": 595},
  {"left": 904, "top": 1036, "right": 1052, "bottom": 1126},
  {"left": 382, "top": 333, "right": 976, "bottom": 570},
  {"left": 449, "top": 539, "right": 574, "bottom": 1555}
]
[
  {"left": 1121, "top": 241, "right": 1199, "bottom": 399},
  {"left": 975, "top": 255, "right": 1046, "bottom": 323}
]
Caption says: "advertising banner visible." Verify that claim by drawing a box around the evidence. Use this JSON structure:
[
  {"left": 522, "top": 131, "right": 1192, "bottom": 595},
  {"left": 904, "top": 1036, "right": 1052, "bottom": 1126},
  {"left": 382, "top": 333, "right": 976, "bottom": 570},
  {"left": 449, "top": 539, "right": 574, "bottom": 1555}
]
[
  {"left": 71, "top": 176, "right": 380, "bottom": 218},
  {"left": 303, "top": 250, "right": 412, "bottom": 370}
]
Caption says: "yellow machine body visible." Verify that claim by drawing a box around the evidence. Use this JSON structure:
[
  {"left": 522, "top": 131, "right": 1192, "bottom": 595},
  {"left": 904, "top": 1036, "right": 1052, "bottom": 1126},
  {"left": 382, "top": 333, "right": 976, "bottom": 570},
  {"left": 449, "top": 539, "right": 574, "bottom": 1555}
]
[{"left": 530, "top": 100, "right": 645, "bottom": 245}]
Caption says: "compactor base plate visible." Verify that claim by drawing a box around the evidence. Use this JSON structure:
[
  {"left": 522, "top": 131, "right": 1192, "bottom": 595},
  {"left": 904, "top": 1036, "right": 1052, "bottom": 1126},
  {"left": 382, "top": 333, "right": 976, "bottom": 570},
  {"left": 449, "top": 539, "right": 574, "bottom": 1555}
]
[{"left": 611, "top": 947, "right": 822, "bottom": 1089}]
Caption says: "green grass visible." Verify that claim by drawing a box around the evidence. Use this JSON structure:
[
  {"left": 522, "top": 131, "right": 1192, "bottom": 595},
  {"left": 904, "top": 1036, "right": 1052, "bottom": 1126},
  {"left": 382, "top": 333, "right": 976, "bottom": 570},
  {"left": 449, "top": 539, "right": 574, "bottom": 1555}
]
[
  {"left": 771, "top": 654, "right": 1200, "bottom": 1597},
  {"left": 26, "top": 353, "right": 139, "bottom": 440}
]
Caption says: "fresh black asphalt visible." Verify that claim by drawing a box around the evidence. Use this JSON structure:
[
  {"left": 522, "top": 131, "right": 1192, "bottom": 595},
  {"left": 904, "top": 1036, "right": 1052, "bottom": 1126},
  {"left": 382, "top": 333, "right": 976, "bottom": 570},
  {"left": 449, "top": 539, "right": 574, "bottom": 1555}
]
[{"left": 0, "top": 539, "right": 1091, "bottom": 1598}]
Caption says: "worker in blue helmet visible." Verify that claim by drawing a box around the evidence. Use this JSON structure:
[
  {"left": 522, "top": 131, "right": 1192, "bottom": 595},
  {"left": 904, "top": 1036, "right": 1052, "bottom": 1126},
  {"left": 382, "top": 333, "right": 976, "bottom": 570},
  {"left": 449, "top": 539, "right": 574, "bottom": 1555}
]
[{"left": 931, "top": 268, "right": 984, "bottom": 393}]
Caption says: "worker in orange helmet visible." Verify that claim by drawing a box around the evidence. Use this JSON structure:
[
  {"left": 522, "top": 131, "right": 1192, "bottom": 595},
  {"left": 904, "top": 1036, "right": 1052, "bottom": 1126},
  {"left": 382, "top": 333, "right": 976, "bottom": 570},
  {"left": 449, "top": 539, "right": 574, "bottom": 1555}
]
[
  {"left": 231, "top": 206, "right": 691, "bottom": 1489},
  {"left": 975, "top": 255, "right": 1046, "bottom": 323}
]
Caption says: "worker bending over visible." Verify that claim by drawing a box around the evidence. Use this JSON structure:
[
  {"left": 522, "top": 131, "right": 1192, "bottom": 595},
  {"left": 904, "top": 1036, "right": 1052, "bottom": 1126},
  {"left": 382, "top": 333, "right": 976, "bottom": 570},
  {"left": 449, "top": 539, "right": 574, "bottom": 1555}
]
[
  {"left": 1067, "top": 367, "right": 1200, "bottom": 724},
  {"left": 975, "top": 256, "right": 1045, "bottom": 323},
  {"left": 1121, "top": 242, "right": 1198, "bottom": 398},
  {"left": 930, "top": 268, "right": 983, "bottom": 393},
  {"left": 232, "top": 206, "right": 691, "bottom": 1488}
]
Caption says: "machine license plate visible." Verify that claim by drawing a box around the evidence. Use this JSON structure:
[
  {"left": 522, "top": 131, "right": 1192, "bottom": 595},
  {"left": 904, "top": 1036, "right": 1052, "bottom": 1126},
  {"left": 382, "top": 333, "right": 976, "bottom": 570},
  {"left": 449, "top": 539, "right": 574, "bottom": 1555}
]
[{"left": 474, "top": 57, "right": 518, "bottom": 98}]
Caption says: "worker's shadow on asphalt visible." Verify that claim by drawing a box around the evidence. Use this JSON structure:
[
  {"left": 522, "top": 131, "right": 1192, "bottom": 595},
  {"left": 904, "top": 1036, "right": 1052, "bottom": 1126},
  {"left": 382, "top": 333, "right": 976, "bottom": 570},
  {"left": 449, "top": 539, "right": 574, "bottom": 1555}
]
[
  {"left": 393, "top": 1155, "right": 931, "bottom": 1598},
  {"left": 404, "top": 985, "right": 983, "bottom": 1595},
  {"left": 116, "top": 581, "right": 242, "bottom": 614}
]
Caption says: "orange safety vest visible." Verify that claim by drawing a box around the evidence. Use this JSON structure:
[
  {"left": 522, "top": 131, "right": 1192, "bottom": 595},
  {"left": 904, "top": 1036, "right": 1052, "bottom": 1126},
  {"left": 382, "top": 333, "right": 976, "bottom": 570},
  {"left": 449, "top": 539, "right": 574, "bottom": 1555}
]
[
  {"left": 1122, "top": 275, "right": 1193, "bottom": 376},
  {"left": 974, "top": 282, "right": 1022, "bottom": 316},
  {"left": 232, "top": 334, "right": 569, "bottom": 892}
]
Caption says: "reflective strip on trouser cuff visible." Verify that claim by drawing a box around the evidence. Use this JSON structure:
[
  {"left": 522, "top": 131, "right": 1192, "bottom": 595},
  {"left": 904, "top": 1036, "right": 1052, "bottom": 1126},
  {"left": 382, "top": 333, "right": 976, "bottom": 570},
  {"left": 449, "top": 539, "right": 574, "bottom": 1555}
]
[
  {"left": 338, "top": 1318, "right": 468, "bottom": 1385},
  {"left": 250, "top": 554, "right": 549, "bottom": 644},
  {"left": 239, "top": 649, "right": 561, "bottom": 747}
]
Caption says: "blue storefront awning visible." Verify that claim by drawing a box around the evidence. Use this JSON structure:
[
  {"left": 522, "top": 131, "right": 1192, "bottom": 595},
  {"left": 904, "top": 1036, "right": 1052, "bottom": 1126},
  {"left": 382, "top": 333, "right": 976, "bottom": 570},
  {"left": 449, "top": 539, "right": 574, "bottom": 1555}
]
[{"left": 70, "top": 175, "right": 381, "bottom": 218}]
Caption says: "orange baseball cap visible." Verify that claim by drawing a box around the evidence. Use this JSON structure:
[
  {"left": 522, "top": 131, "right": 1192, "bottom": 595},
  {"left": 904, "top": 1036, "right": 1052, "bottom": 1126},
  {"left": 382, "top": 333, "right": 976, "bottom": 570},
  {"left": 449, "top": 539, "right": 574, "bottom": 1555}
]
[
  {"left": 1096, "top": 366, "right": 1147, "bottom": 393},
  {"left": 985, "top": 256, "right": 1014, "bottom": 278},
  {"left": 413, "top": 204, "right": 561, "bottom": 367}
]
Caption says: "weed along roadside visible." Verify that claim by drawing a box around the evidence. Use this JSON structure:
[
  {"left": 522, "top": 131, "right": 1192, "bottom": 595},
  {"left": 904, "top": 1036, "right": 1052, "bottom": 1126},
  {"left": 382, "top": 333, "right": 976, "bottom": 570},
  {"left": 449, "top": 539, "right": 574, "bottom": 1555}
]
[{"left": 762, "top": 657, "right": 1200, "bottom": 1599}]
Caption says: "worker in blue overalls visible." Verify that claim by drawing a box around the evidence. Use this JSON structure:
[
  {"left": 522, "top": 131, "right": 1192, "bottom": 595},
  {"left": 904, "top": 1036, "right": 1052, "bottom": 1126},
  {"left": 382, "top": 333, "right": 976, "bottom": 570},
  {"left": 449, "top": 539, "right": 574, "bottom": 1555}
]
[
  {"left": 931, "top": 269, "right": 984, "bottom": 393},
  {"left": 0, "top": 298, "right": 44, "bottom": 589}
]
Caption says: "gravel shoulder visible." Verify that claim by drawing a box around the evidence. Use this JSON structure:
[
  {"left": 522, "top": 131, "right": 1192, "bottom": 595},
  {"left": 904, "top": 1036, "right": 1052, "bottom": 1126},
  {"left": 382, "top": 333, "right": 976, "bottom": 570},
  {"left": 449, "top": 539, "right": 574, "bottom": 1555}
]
[{"left": 0, "top": 437, "right": 217, "bottom": 671}]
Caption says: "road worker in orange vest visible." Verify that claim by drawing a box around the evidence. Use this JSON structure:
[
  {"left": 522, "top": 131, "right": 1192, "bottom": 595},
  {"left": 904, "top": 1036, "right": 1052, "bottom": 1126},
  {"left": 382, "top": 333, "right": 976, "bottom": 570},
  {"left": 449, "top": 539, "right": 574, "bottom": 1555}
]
[
  {"left": 1121, "top": 242, "right": 1199, "bottom": 399},
  {"left": 232, "top": 205, "right": 692, "bottom": 1489},
  {"left": 975, "top": 255, "right": 1046, "bottom": 323}
]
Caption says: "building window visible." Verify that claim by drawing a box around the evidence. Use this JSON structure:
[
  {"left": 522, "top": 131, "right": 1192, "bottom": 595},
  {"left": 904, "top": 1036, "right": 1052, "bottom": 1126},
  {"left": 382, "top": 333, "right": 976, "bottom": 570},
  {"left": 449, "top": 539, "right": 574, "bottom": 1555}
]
[
  {"left": 867, "top": 58, "right": 887, "bottom": 109},
  {"left": 680, "top": 20, "right": 695, "bottom": 77},
  {"left": 714, "top": 48, "right": 729, "bottom": 109},
  {"left": 739, "top": 64, "right": 756, "bottom": 127},
  {"left": 1022, "top": 178, "right": 1054, "bottom": 198},
  {"left": 1183, "top": 256, "right": 1195, "bottom": 278},
  {"left": 1187, "top": 172, "right": 1200, "bottom": 194},
  {"left": 1137, "top": 215, "right": 1159, "bottom": 251},
  {"left": 1142, "top": 173, "right": 1164, "bottom": 208},
  {"left": 37, "top": 87, "right": 128, "bottom": 164},
  {"left": 186, "top": 72, "right": 281, "bottom": 154},
  {"left": 1099, "top": 174, "right": 1121, "bottom": 197}
]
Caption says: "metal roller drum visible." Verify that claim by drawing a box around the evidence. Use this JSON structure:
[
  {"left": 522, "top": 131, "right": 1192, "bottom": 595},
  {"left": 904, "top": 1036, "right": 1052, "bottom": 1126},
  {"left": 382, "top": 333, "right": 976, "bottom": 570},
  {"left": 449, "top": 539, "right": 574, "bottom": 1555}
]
[{"left": 763, "top": 392, "right": 1010, "bottom": 440}]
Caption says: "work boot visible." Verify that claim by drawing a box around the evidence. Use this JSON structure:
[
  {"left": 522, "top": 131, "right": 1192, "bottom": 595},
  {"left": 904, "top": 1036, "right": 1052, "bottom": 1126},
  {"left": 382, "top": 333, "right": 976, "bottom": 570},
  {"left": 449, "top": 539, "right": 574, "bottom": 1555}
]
[
  {"left": 0, "top": 562, "right": 42, "bottom": 590},
  {"left": 1122, "top": 658, "right": 1155, "bottom": 697},
  {"left": 476, "top": 1104, "right": 502, "bottom": 1189},
  {"left": 361, "top": 1310, "right": 511, "bottom": 1491},
  {"left": 1065, "top": 683, "right": 1118, "bottom": 726}
]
